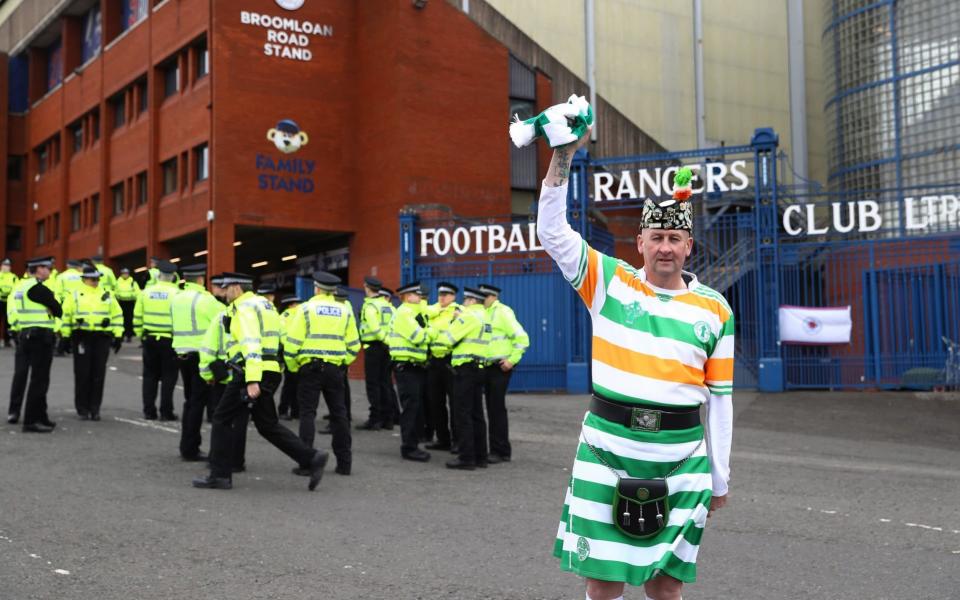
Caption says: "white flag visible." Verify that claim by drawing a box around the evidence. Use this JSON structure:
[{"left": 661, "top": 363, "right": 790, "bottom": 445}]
[{"left": 778, "top": 305, "right": 852, "bottom": 345}]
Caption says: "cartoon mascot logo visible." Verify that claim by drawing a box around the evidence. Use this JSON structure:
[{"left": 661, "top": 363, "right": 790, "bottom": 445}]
[{"left": 267, "top": 119, "right": 309, "bottom": 154}]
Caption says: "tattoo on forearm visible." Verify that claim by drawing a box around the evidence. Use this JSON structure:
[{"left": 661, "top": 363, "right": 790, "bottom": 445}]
[{"left": 555, "top": 148, "right": 571, "bottom": 184}]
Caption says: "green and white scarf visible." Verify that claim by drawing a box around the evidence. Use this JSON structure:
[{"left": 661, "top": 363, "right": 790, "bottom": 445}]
[{"left": 509, "top": 94, "right": 594, "bottom": 148}]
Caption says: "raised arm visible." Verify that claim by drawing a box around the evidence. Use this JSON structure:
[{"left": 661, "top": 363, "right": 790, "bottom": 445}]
[{"left": 537, "top": 132, "right": 592, "bottom": 282}]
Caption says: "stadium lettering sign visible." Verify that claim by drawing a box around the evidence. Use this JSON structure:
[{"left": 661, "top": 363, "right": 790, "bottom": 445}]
[
  {"left": 240, "top": 11, "right": 333, "bottom": 62},
  {"left": 419, "top": 224, "right": 543, "bottom": 257},
  {"left": 782, "top": 195, "right": 960, "bottom": 236},
  {"left": 592, "top": 160, "right": 750, "bottom": 202}
]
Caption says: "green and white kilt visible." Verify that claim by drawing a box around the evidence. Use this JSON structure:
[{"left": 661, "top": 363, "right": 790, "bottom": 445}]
[{"left": 553, "top": 410, "right": 712, "bottom": 586}]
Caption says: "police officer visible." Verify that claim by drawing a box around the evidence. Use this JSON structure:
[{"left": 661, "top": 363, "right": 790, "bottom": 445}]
[
  {"left": 333, "top": 286, "right": 358, "bottom": 425},
  {"left": 134, "top": 259, "right": 180, "bottom": 421},
  {"left": 61, "top": 266, "right": 123, "bottom": 420},
  {"left": 0, "top": 258, "right": 17, "bottom": 347},
  {"left": 387, "top": 281, "right": 436, "bottom": 462},
  {"left": 55, "top": 259, "right": 85, "bottom": 355},
  {"left": 192, "top": 272, "right": 329, "bottom": 491},
  {"left": 378, "top": 286, "right": 402, "bottom": 428},
  {"left": 172, "top": 263, "right": 223, "bottom": 461},
  {"left": 257, "top": 282, "right": 277, "bottom": 307},
  {"left": 284, "top": 273, "right": 359, "bottom": 475},
  {"left": 198, "top": 280, "right": 245, "bottom": 472},
  {"left": 6, "top": 256, "right": 61, "bottom": 431},
  {"left": 91, "top": 254, "right": 117, "bottom": 293},
  {"left": 424, "top": 282, "right": 460, "bottom": 451},
  {"left": 207, "top": 273, "right": 228, "bottom": 421},
  {"left": 478, "top": 283, "right": 530, "bottom": 463},
  {"left": 115, "top": 267, "right": 139, "bottom": 341},
  {"left": 439, "top": 287, "right": 491, "bottom": 470},
  {"left": 357, "top": 277, "right": 384, "bottom": 429},
  {"left": 278, "top": 294, "right": 303, "bottom": 420},
  {"left": 57, "top": 259, "right": 85, "bottom": 301},
  {"left": 144, "top": 256, "right": 160, "bottom": 288}
]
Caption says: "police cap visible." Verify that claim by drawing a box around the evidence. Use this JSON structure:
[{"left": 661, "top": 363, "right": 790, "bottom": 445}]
[
  {"left": 256, "top": 282, "right": 277, "bottom": 295},
  {"left": 156, "top": 260, "right": 178, "bottom": 274},
  {"left": 437, "top": 281, "right": 458, "bottom": 295},
  {"left": 27, "top": 256, "right": 54, "bottom": 268},
  {"left": 181, "top": 263, "right": 207, "bottom": 277},
  {"left": 220, "top": 272, "right": 254, "bottom": 286},
  {"left": 312, "top": 271, "right": 341, "bottom": 292},
  {"left": 463, "top": 287, "right": 486, "bottom": 301},
  {"left": 363, "top": 276, "right": 383, "bottom": 291},
  {"left": 478, "top": 283, "right": 501, "bottom": 296},
  {"left": 81, "top": 266, "right": 102, "bottom": 279},
  {"left": 396, "top": 281, "right": 423, "bottom": 296}
]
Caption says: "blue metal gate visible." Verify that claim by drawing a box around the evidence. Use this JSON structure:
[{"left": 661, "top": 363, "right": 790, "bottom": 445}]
[{"left": 398, "top": 209, "right": 612, "bottom": 392}]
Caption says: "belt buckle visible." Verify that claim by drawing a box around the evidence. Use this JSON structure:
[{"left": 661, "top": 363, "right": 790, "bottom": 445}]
[{"left": 630, "top": 408, "right": 661, "bottom": 432}]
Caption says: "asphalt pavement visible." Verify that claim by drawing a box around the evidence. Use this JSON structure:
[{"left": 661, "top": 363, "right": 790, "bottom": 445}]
[{"left": 0, "top": 344, "right": 958, "bottom": 599}]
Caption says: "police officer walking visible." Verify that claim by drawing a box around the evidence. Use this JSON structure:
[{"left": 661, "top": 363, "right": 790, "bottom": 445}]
[
  {"left": 387, "top": 282, "right": 435, "bottom": 462},
  {"left": 192, "top": 273, "right": 329, "bottom": 490},
  {"left": 134, "top": 259, "right": 180, "bottom": 421},
  {"left": 172, "top": 263, "right": 222, "bottom": 461},
  {"left": 115, "top": 267, "right": 139, "bottom": 342},
  {"left": 61, "top": 266, "right": 123, "bottom": 420},
  {"left": 278, "top": 294, "right": 303, "bottom": 420},
  {"left": 284, "top": 272, "right": 359, "bottom": 475},
  {"left": 6, "top": 256, "right": 62, "bottom": 431},
  {"left": 0, "top": 258, "right": 17, "bottom": 347},
  {"left": 479, "top": 283, "right": 529, "bottom": 463},
  {"left": 198, "top": 279, "right": 245, "bottom": 472},
  {"left": 424, "top": 282, "right": 460, "bottom": 451},
  {"left": 439, "top": 287, "right": 491, "bottom": 470}
]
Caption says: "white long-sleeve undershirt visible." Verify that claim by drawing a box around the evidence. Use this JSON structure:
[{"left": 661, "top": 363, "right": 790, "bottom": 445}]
[{"left": 536, "top": 180, "right": 733, "bottom": 496}]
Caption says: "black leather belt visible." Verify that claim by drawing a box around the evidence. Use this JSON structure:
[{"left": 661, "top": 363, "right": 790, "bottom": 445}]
[
  {"left": 589, "top": 394, "right": 700, "bottom": 432},
  {"left": 392, "top": 361, "right": 425, "bottom": 371}
]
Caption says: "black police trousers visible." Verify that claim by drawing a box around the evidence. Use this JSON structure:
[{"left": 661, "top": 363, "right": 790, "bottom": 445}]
[
  {"left": 118, "top": 300, "right": 135, "bottom": 339},
  {"left": 484, "top": 365, "right": 513, "bottom": 459},
  {"left": 178, "top": 353, "right": 210, "bottom": 459},
  {"left": 0, "top": 300, "right": 9, "bottom": 344},
  {"left": 454, "top": 363, "right": 487, "bottom": 465},
  {"left": 72, "top": 332, "right": 112, "bottom": 417},
  {"left": 208, "top": 372, "right": 315, "bottom": 479},
  {"left": 363, "top": 342, "right": 393, "bottom": 425},
  {"left": 297, "top": 361, "right": 351, "bottom": 468},
  {"left": 278, "top": 370, "right": 299, "bottom": 417},
  {"left": 142, "top": 335, "right": 178, "bottom": 418},
  {"left": 394, "top": 363, "right": 426, "bottom": 455},
  {"left": 426, "top": 355, "right": 455, "bottom": 445},
  {"left": 8, "top": 328, "right": 54, "bottom": 425}
]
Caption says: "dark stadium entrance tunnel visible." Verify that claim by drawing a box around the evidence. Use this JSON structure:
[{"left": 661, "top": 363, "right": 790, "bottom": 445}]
[{"left": 233, "top": 226, "right": 352, "bottom": 287}]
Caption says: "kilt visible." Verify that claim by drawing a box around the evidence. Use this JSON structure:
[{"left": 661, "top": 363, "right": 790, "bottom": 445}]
[{"left": 553, "top": 410, "right": 712, "bottom": 585}]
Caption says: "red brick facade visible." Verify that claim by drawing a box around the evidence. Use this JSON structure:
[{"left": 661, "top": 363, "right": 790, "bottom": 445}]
[{"left": 2, "top": 0, "right": 541, "bottom": 289}]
